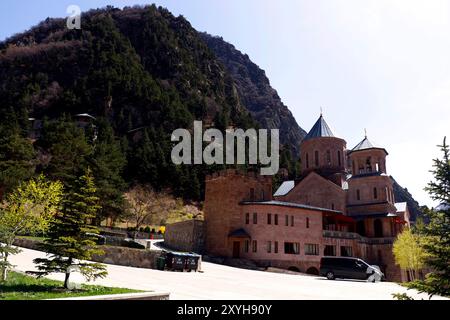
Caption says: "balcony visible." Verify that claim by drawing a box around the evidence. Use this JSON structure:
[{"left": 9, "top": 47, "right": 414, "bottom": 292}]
[{"left": 323, "top": 230, "right": 395, "bottom": 245}]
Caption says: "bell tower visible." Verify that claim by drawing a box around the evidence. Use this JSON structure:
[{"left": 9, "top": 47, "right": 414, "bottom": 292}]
[
  {"left": 300, "top": 114, "right": 347, "bottom": 186},
  {"left": 346, "top": 135, "right": 397, "bottom": 237}
]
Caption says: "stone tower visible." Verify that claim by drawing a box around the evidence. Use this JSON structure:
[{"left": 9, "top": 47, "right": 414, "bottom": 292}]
[
  {"left": 346, "top": 135, "right": 397, "bottom": 237},
  {"left": 300, "top": 114, "right": 347, "bottom": 187}
]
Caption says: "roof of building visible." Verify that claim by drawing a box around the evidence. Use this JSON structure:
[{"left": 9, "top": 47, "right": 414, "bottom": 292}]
[
  {"left": 349, "top": 136, "right": 388, "bottom": 155},
  {"left": 273, "top": 181, "right": 295, "bottom": 196},
  {"left": 303, "top": 115, "right": 335, "bottom": 141},
  {"left": 395, "top": 202, "right": 407, "bottom": 212},
  {"left": 241, "top": 200, "right": 342, "bottom": 214},
  {"left": 435, "top": 202, "right": 450, "bottom": 211}
]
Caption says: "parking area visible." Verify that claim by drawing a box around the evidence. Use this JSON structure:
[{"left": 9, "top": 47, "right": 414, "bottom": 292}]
[{"left": 9, "top": 247, "right": 446, "bottom": 300}]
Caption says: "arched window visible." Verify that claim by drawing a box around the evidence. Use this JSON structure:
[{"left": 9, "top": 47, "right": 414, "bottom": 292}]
[
  {"left": 357, "top": 220, "right": 366, "bottom": 236},
  {"left": 314, "top": 151, "right": 319, "bottom": 167},
  {"left": 338, "top": 151, "right": 342, "bottom": 167},
  {"left": 356, "top": 189, "right": 361, "bottom": 201},
  {"left": 366, "top": 157, "right": 372, "bottom": 172},
  {"left": 306, "top": 217, "right": 310, "bottom": 229},
  {"left": 326, "top": 150, "right": 331, "bottom": 166},
  {"left": 374, "top": 219, "right": 383, "bottom": 237},
  {"left": 306, "top": 153, "right": 309, "bottom": 169},
  {"left": 373, "top": 188, "right": 378, "bottom": 199}
]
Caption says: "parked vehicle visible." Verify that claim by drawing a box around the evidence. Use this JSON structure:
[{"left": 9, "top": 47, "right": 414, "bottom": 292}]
[{"left": 320, "top": 257, "right": 384, "bottom": 282}]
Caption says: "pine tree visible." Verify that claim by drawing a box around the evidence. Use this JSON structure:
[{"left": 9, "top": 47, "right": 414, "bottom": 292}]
[
  {"left": 409, "top": 137, "right": 450, "bottom": 297},
  {"left": 32, "top": 169, "right": 107, "bottom": 289},
  {"left": 89, "top": 118, "right": 127, "bottom": 223}
]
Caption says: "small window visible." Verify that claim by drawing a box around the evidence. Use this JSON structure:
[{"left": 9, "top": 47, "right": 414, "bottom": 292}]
[
  {"left": 250, "top": 188, "right": 255, "bottom": 201},
  {"left": 305, "top": 244, "right": 319, "bottom": 256},
  {"left": 267, "top": 213, "right": 272, "bottom": 225},
  {"left": 285, "top": 215, "right": 289, "bottom": 226},
  {"left": 291, "top": 216, "right": 294, "bottom": 227},
  {"left": 274, "top": 214, "right": 278, "bottom": 225},
  {"left": 331, "top": 203, "right": 335, "bottom": 210},
  {"left": 284, "top": 242, "right": 300, "bottom": 255},
  {"left": 306, "top": 217, "right": 310, "bottom": 229},
  {"left": 338, "top": 151, "right": 342, "bottom": 167},
  {"left": 356, "top": 189, "right": 361, "bottom": 201},
  {"left": 267, "top": 241, "right": 272, "bottom": 253},
  {"left": 253, "top": 212, "right": 258, "bottom": 224},
  {"left": 252, "top": 240, "right": 257, "bottom": 253},
  {"left": 326, "top": 150, "right": 331, "bottom": 166},
  {"left": 315, "top": 151, "right": 319, "bottom": 166},
  {"left": 306, "top": 153, "right": 309, "bottom": 169},
  {"left": 324, "top": 245, "right": 336, "bottom": 256},
  {"left": 245, "top": 213, "right": 249, "bottom": 224},
  {"left": 244, "top": 240, "right": 249, "bottom": 253},
  {"left": 274, "top": 241, "right": 279, "bottom": 253},
  {"left": 373, "top": 188, "right": 378, "bottom": 199},
  {"left": 341, "top": 246, "right": 353, "bottom": 257}
]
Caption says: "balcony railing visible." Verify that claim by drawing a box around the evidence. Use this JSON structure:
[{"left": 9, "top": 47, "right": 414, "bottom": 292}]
[{"left": 322, "top": 230, "right": 394, "bottom": 245}]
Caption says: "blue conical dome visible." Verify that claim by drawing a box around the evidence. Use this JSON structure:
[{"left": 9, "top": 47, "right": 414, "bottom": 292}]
[{"left": 303, "top": 115, "right": 335, "bottom": 141}]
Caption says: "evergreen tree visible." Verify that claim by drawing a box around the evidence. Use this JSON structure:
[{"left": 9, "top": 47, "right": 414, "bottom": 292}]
[
  {"left": 89, "top": 119, "right": 127, "bottom": 223},
  {"left": 32, "top": 169, "right": 107, "bottom": 289},
  {"left": 0, "top": 124, "right": 36, "bottom": 196},
  {"left": 39, "top": 118, "right": 93, "bottom": 187},
  {"left": 409, "top": 137, "right": 450, "bottom": 297}
]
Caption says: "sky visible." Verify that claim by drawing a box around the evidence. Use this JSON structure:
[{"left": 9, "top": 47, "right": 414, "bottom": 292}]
[{"left": 1, "top": 0, "right": 449, "bottom": 207}]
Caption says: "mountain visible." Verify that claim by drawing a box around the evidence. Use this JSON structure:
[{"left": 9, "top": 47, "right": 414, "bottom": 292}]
[
  {"left": 0, "top": 4, "right": 422, "bottom": 217},
  {"left": 199, "top": 33, "right": 306, "bottom": 157},
  {"left": 391, "top": 176, "right": 423, "bottom": 222}
]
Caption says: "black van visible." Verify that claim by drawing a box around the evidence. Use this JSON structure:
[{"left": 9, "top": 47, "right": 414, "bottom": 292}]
[{"left": 320, "top": 257, "right": 383, "bottom": 281}]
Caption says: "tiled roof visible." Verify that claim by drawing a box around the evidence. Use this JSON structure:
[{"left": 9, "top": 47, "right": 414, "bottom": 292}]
[
  {"left": 350, "top": 136, "right": 388, "bottom": 154},
  {"left": 303, "top": 115, "right": 335, "bottom": 141},
  {"left": 273, "top": 181, "right": 295, "bottom": 196}
]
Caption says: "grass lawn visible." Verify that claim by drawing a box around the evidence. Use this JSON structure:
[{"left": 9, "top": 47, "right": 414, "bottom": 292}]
[{"left": 0, "top": 271, "right": 142, "bottom": 300}]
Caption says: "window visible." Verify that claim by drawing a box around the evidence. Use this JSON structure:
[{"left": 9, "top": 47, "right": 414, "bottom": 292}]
[
  {"left": 267, "top": 213, "right": 272, "bottom": 225},
  {"left": 267, "top": 241, "right": 272, "bottom": 253},
  {"left": 305, "top": 244, "right": 319, "bottom": 256},
  {"left": 356, "top": 189, "right": 361, "bottom": 201},
  {"left": 373, "top": 187, "right": 378, "bottom": 199},
  {"left": 291, "top": 215, "right": 294, "bottom": 227},
  {"left": 326, "top": 150, "right": 331, "bottom": 166},
  {"left": 253, "top": 212, "right": 258, "bottom": 224},
  {"left": 331, "top": 203, "right": 335, "bottom": 210},
  {"left": 366, "top": 157, "right": 372, "bottom": 172},
  {"left": 274, "top": 241, "right": 279, "bottom": 253},
  {"left": 252, "top": 240, "right": 257, "bottom": 253},
  {"left": 274, "top": 214, "right": 278, "bottom": 225},
  {"left": 306, "top": 153, "right": 309, "bottom": 169},
  {"left": 306, "top": 217, "right": 310, "bottom": 229},
  {"left": 324, "top": 245, "right": 336, "bottom": 256},
  {"left": 244, "top": 240, "right": 249, "bottom": 253},
  {"left": 338, "top": 151, "right": 342, "bottom": 167},
  {"left": 250, "top": 188, "right": 255, "bottom": 201},
  {"left": 374, "top": 219, "right": 383, "bottom": 237},
  {"left": 315, "top": 151, "right": 319, "bottom": 166},
  {"left": 284, "top": 242, "right": 300, "bottom": 255},
  {"left": 285, "top": 215, "right": 289, "bottom": 226},
  {"left": 245, "top": 213, "right": 249, "bottom": 224},
  {"left": 341, "top": 246, "right": 353, "bottom": 257}
]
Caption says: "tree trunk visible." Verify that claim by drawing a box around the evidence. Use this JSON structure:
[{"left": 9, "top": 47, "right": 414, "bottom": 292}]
[
  {"left": 1, "top": 252, "right": 9, "bottom": 282},
  {"left": 64, "top": 257, "right": 73, "bottom": 289}
]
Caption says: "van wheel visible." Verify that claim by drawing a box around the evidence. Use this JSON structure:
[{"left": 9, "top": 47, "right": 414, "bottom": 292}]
[{"left": 326, "top": 271, "right": 335, "bottom": 280}]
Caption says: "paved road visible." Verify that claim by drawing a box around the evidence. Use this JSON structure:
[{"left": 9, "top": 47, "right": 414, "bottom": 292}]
[{"left": 9, "top": 247, "right": 446, "bottom": 300}]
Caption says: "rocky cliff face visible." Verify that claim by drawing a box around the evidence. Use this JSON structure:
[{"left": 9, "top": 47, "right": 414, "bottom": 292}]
[
  {"left": 200, "top": 33, "right": 307, "bottom": 157},
  {"left": 391, "top": 176, "right": 422, "bottom": 222}
]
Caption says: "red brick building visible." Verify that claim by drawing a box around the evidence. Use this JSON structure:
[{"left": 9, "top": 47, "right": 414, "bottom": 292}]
[{"left": 204, "top": 115, "right": 410, "bottom": 281}]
